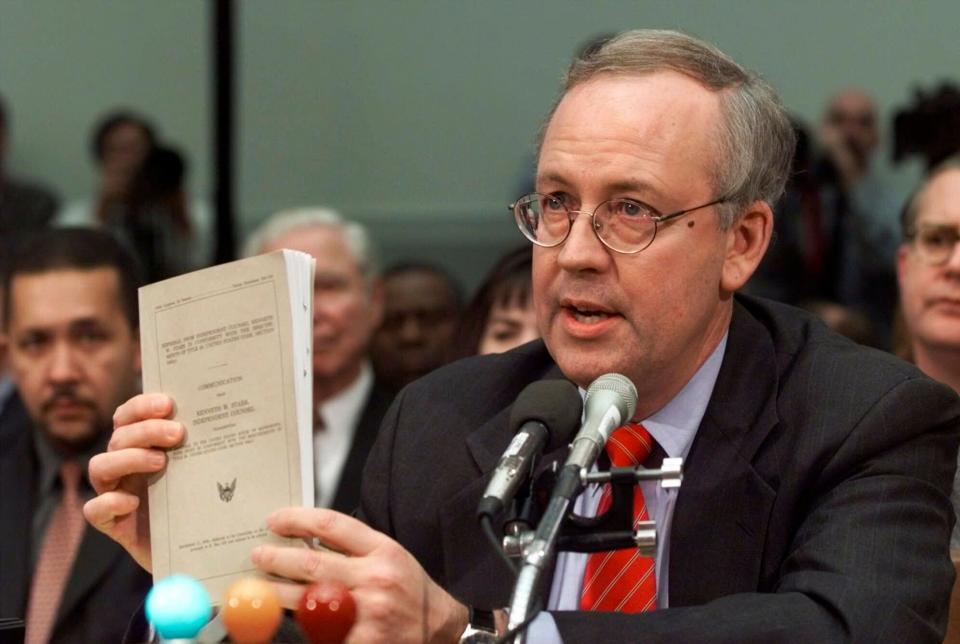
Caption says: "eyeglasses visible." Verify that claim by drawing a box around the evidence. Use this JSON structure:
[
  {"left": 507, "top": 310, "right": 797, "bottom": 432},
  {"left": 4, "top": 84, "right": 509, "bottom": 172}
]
[
  {"left": 906, "top": 223, "right": 960, "bottom": 266},
  {"left": 509, "top": 193, "right": 728, "bottom": 254}
]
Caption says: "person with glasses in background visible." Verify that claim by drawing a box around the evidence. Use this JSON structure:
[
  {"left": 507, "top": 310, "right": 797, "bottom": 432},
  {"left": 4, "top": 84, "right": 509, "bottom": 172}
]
[
  {"left": 86, "top": 30, "right": 959, "bottom": 643},
  {"left": 895, "top": 155, "right": 960, "bottom": 547}
]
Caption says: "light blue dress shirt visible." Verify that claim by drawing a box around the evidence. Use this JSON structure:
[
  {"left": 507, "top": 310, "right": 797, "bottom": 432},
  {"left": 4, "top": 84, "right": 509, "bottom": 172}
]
[{"left": 525, "top": 334, "right": 728, "bottom": 642}]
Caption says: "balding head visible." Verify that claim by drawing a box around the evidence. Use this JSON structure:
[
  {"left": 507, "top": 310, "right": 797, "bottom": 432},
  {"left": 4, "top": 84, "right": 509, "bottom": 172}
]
[{"left": 822, "top": 87, "right": 879, "bottom": 170}]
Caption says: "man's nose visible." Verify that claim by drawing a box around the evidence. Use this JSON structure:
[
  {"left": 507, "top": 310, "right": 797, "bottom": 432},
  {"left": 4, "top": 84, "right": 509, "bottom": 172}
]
[
  {"left": 556, "top": 211, "right": 611, "bottom": 273},
  {"left": 944, "top": 239, "right": 960, "bottom": 273},
  {"left": 398, "top": 315, "right": 423, "bottom": 343},
  {"left": 47, "top": 342, "right": 81, "bottom": 383}
]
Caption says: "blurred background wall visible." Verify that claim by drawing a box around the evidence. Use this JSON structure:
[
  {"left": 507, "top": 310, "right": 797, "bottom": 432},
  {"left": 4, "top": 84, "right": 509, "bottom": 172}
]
[{"left": 1, "top": 0, "right": 957, "bottom": 288}]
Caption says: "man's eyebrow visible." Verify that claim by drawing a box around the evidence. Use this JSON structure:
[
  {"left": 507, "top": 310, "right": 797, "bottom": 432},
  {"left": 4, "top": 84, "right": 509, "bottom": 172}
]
[
  {"left": 537, "top": 173, "right": 666, "bottom": 201},
  {"left": 68, "top": 317, "right": 110, "bottom": 331},
  {"left": 535, "top": 171, "right": 571, "bottom": 188}
]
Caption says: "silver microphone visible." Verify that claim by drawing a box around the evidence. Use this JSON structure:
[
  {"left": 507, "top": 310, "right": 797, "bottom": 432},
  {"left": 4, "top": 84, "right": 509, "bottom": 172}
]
[{"left": 555, "top": 373, "right": 638, "bottom": 501}]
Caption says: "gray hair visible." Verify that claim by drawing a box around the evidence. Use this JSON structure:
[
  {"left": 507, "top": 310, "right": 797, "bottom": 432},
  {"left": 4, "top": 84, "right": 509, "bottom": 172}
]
[
  {"left": 900, "top": 154, "right": 960, "bottom": 239},
  {"left": 540, "top": 29, "right": 796, "bottom": 229},
  {"left": 243, "top": 206, "right": 380, "bottom": 283}
]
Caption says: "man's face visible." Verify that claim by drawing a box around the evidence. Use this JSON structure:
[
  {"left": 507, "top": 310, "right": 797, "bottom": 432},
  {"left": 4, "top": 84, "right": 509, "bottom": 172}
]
[
  {"left": 823, "top": 90, "right": 878, "bottom": 168},
  {"left": 260, "top": 225, "right": 383, "bottom": 390},
  {"left": 372, "top": 270, "right": 458, "bottom": 388},
  {"left": 478, "top": 295, "right": 539, "bottom": 356},
  {"left": 100, "top": 122, "right": 151, "bottom": 182},
  {"left": 897, "top": 169, "right": 960, "bottom": 354},
  {"left": 533, "top": 72, "right": 738, "bottom": 402},
  {"left": 3, "top": 268, "right": 141, "bottom": 448}
]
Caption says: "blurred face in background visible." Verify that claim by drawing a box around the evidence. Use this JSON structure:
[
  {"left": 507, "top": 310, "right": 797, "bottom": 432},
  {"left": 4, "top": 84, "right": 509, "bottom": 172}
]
[
  {"left": 372, "top": 269, "right": 459, "bottom": 388},
  {"left": 823, "top": 89, "right": 878, "bottom": 170},
  {"left": 99, "top": 121, "right": 153, "bottom": 196},
  {"left": 3, "top": 268, "right": 141, "bottom": 450},
  {"left": 478, "top": 292, "right": 539, "bottom": 355},
  {"left": 897, "top": 168, "right": 960, "bottom": 359},
  {"left": 260, "top": 225, "right": 383, "bottom": 399}
]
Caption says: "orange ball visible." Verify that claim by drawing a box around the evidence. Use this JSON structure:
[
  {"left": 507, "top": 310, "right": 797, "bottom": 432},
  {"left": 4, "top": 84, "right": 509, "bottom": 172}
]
[{"left": 221, "top": 577, "right": 283, "bottom": 644}]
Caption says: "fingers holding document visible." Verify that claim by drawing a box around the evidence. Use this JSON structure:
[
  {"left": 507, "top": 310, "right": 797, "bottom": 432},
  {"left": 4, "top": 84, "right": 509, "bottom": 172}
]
[
  {"left": 84, "top": 393, "right": 185, "bottom": 572},
  {"left": 252, "top": 507, "right": 469, "bottom": 644}
]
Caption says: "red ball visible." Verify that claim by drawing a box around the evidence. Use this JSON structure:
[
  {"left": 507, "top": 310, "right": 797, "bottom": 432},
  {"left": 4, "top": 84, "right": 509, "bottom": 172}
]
[{"left": 295, "top": 580, "right": 357, "bottom": 644}]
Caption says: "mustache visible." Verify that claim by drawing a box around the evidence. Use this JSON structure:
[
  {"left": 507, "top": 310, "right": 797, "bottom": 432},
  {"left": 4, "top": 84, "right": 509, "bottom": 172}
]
[{"left": 40, "top": 390, "right": 97, "bottom": 415}]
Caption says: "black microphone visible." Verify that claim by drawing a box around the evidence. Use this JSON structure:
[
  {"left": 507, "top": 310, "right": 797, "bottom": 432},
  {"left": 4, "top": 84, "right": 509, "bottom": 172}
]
[
  {"left": 549, "top": 373, "right": 638, "bottom": 503},
  {"left": 477, "top": 379, "right": 582, "bottom": 519}
]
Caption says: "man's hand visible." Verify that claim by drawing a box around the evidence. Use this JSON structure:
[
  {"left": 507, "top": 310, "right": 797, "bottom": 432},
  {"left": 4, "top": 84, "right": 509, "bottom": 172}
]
[
  {"left": 83, "top": 393, "right": 185, "bottom": 572},
  {"left": 253, "top": 507, "right": 469, "bottom": 644}
]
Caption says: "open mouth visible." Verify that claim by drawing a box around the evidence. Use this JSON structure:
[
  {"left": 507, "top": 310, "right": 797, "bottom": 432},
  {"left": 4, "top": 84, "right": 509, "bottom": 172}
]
[
  {"left": 566, "top": 306, "right": 614, "bottom": 324},
  {"left": 561, "top": 299, "right": 619, "bottom": 326}
]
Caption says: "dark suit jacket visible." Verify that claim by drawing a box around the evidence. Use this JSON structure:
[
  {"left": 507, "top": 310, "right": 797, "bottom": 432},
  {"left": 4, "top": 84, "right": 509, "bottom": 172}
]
[
  {"left": 329, "top": 380, "right": 394, "bottom": 514},
  {"left": 359, "top": 295, "right": 960, "bottom": 643},
  {"left": 0, "top": 394, "right": 152, "bottom": 644}
]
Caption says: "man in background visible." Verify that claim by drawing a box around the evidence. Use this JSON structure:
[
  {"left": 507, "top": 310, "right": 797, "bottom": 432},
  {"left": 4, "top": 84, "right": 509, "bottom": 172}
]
[
  {"left": 371, "top": 262, "right": 461, "bottom": 391},
  {"left": 895, "top": 155, "right": 960, "bottom": 546},
  {"left": 0, "top": 228, "right": 150, "bottom": 643},
  {"left": 819, "top": 88, "right": 902, "bottom": 330},
  {"left": 244, "top": 208, "right": 392, "bottom": 512}
]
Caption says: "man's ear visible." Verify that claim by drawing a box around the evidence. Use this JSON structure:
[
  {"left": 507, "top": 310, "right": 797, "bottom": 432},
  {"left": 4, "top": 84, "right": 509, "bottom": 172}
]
[
  {"left": 895, "top": 243, "right": 910, "bottom": 283},
  {"left": 720, "top": 200, "right": 773, "bottom": 293},
  {"left": 0, "top": 331, "right": 8, "bottom": 373}
]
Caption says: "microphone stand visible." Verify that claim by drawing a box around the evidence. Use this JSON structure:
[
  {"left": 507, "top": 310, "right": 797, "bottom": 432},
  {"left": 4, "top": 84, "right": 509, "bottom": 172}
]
[{"left": 502, "top": 458, "right": 682, "bottom": 644}]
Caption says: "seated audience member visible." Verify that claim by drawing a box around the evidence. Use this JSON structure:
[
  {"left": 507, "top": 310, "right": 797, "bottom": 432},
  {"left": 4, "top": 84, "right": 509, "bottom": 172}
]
[
  {"left": 453, "top": 245, "right": 539, "bottom": 357},
  {"left": 87, "top": 30, "right": 960, "bottom": 643},
  {"left": 124, "top": 145, "right": 203, "bottom": 281},
  {"left": 0, "top": 228, "right": 151, "bottom": 643},
  {"left": 244, "top": 208, "right": 393, "bottom": 512},
  {"left": 818, "top": 88, "right": 901, "bottom": 332},
  {"left": 895, "top": 155, "right": 960, "bottom": 546},
  {"left": 58, "top": 110, "right": 213, "bottom": 274},
  {"left": 0, "top": 93, "right": 59, "bottom": 258},
  {"left": 799, "top": 299, "right": 881, "bottom": 348},
  {"left": 59, "top": 111, "right": 156, "bottom": 227},
  {"left": 371, "top": 263, "right": 462, "bottom": 391}
]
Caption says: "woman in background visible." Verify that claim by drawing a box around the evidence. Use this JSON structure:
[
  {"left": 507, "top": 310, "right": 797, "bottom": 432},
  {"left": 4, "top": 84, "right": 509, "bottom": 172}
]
[{"left": 455, "top": 245, "right": 539, "bottom": 357}]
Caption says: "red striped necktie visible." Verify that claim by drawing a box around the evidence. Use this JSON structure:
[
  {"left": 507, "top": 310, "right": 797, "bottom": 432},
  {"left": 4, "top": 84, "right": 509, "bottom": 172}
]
[
  {"left": 25, "top": 460, "right": 86, "bottom": 644},
  {"left": 579, "top": 422, "right": 657, "bottom": 613}
]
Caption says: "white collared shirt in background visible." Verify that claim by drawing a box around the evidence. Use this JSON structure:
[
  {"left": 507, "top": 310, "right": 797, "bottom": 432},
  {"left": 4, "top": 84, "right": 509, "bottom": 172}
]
[{"left": 313, "top": 362, "right": 373, "bottom": 508}]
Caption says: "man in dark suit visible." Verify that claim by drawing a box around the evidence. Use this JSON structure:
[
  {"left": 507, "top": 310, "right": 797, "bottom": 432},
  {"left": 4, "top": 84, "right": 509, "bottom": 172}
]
[
  {"left": 86, "top": 30, "right": 959, "bottom": 643},
  {"left": 244, "top": 207, "right": 392, "bottom": 512},
  {"left": 0, "top": 228, "right": 151, "bottom": 643}
]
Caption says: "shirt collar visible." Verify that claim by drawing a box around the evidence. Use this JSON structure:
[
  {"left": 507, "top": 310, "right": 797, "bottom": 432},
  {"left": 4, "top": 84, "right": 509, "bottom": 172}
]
[
  {"left": 33, "top": 420, "right": 106, "bottom": 496},
  {"left": 316, "top": 361, "right": 373, "bottom": 436},
  {"left": 642, "top": 332, "right": 728, "bottom": 459},
  {"left": 575, "top": 333, "right": 728, "bottom": 460},
  {"left": 0, "top": 376, "right": 15, "bottom": 416}
]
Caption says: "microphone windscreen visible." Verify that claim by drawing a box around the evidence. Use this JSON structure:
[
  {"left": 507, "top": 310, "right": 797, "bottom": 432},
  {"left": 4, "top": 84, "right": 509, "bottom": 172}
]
[
  {"left": 584, "top": 373, "right": 637, "bottom": 421},
  {"left": 509, "top": 379, "right": 583, "bottom": 448}
]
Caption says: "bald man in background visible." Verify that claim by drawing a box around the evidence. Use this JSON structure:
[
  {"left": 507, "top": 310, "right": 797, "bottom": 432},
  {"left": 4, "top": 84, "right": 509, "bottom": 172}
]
[{"left": 244, "top": 208, "right": 393, "bottom": 512}]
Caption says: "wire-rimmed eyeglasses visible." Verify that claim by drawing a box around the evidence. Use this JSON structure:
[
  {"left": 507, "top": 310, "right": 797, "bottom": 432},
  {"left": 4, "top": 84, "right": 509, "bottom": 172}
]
[
  {"left": 906, "top": 223, "right": 960, "bottom": 266},
  {"left": 509, "top": 193, "right": 728, "bottom": 254}
]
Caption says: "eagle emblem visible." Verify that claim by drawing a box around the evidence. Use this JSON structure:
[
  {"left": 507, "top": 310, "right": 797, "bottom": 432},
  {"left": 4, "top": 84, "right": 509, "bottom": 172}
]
[{"left": 218, "top": 478, "right": 237, "bottom": 502}]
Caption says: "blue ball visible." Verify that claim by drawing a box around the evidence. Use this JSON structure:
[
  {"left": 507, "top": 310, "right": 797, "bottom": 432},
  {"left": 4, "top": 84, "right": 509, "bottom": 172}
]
[{"left": 145, "top": 574, "right": 212, "bottom": 639}]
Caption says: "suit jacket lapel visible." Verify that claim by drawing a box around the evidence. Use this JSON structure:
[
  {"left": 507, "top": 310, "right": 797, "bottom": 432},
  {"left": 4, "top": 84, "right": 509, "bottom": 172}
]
[
  {"left": 55, "top": 526, "right": 127, "bottom": 627},
  {"left": 331, "top": 382, "right": 394, "bottom": 513},
  {"left": 439, "top": 404, "right": 515, "bottom": 606},
  {"left": 440, "top": 360, "right": 568, "bottom": 607},
  {"left": 0, "top": 419, "right": 35, "bottom": 620},
  {"left": 669, "top": 299, "right": 781, "bottom": 607}
]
